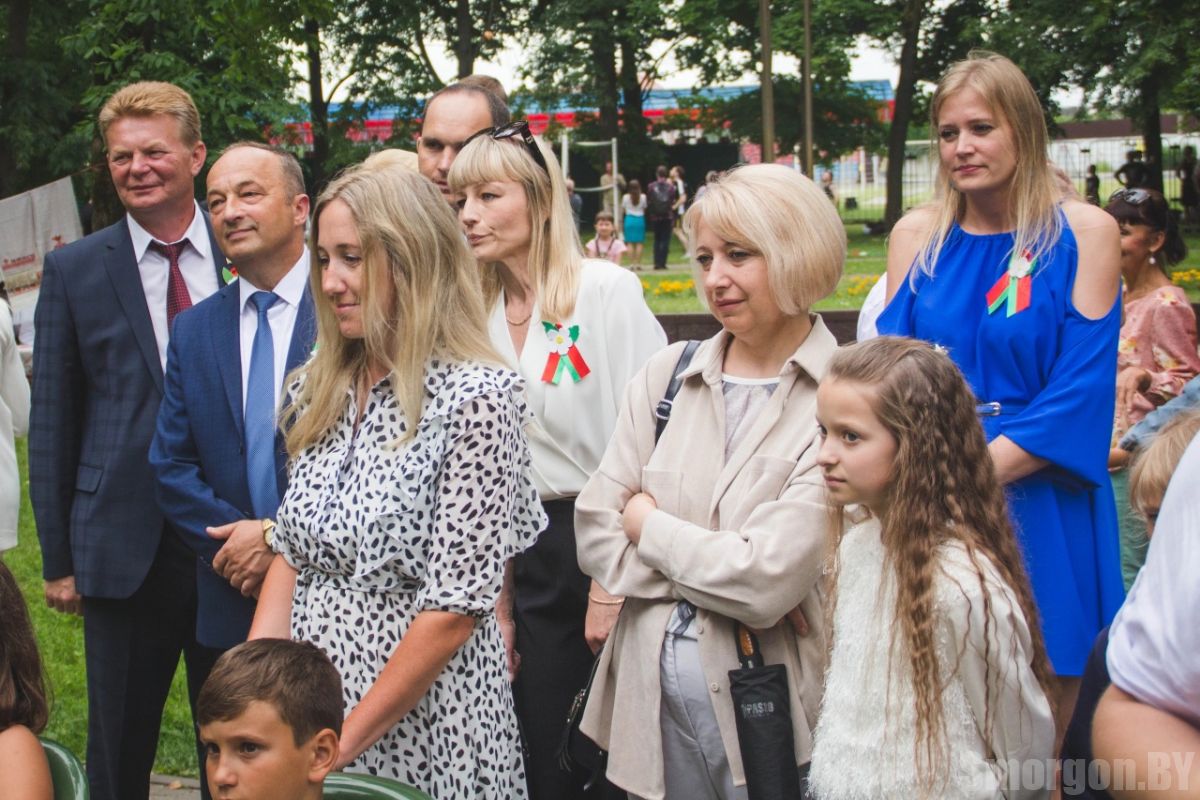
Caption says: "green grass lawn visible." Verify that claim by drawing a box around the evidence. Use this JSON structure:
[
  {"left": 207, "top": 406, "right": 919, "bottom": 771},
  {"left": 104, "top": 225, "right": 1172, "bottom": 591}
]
[
  {"left": 638, "top": 225, "right": 1200, "bottom": 314},
  {"left": 6, "top": 439, "right": 202, "bottom": 777}
]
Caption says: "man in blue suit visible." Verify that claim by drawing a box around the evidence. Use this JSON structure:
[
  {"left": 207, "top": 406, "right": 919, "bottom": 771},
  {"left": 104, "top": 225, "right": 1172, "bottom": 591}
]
[
  {"left": 30, "top": 82, "right": 225, "bottom": 800},
  {"left": 150, "top": 142, "right": 314, "bottom": 652}
]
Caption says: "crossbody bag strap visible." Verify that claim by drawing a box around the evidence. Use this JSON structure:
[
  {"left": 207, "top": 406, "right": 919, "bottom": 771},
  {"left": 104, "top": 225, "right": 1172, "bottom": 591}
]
[{"left": 654, "top": 339, "right": 700, "bottom": 444}]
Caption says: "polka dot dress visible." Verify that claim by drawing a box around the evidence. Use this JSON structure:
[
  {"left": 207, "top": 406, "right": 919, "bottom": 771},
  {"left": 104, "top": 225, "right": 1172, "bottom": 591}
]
[{"left": 275, "top": 360, "right": 547, "bottom": 799}]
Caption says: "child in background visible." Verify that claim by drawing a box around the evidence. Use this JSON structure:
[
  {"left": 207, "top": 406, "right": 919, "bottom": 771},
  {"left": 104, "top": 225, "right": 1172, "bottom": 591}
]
[
  {"left": 585, "top": 210, "right": 628, "bottom": 266},
  {"left": 197, "top": 639, "right": 342, "bottom": 800},
  {"left": 1127, "top": 410, "right": 1200, "bottom": 537},
  {"left": 809, "top": 336, "right": 1055, "bottom": 800},
  {"left": 0, "top": 560, "right": 52, "bottom": 800},
  {"left": 1058, "top": 410, "right": 1200, "bottom": 800},
  {"left": 620, "top": 180, "right": 646, "bottom": 267}
]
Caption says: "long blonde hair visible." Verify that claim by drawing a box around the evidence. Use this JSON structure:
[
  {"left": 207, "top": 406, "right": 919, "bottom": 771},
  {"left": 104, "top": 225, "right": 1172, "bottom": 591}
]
[
  {"left": 913, "top": 51, "right": 1062, "bottom": 279},
  {"left": 824, "top": 337, "right": 1054, "bottom": 793},
  {"left": 284, "top": 164, "right": 502, "bottom": 454},
  {"left": 447, "top": 132, "right": 582, "bottom": 323}
]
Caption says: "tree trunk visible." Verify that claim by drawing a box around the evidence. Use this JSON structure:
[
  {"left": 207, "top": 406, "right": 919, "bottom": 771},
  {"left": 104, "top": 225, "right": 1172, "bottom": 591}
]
[
  {"left": 455, "top": 0, "right": 475, "bottom": 78},
  {"left": 0, "top": 0, "right": 32, "bottom": 197},
  {"left": 591, "top": 20, "right": 620, "bottom": 138},
  {"left": 618, "top": 34, "right": 645, "bottom": 136},
  {"left": 1139, "top": 80, "right": 1163, "bottom": 194},
  {"left": 884, "top": 0, "right": 925, "bottom": 228},
  {"left": 305, "top": 17, "right": 330, "bottom": 196}
]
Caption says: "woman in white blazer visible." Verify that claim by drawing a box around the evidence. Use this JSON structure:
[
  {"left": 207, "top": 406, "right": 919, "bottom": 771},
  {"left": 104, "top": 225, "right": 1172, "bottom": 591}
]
[{"left": 451, "top": 121, "right": 667, "bottom": 800}]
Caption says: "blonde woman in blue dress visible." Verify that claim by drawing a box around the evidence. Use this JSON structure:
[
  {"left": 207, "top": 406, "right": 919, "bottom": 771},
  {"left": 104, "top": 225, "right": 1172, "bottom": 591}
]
[{"left": 877, "top": 51, "right": 1123, "bottom": 739}]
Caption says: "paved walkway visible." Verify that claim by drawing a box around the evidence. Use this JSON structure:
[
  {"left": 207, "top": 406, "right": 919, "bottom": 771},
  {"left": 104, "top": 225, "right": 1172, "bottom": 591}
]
[{"left": 150, "top": 774, "right": 201, "bottom": 800}]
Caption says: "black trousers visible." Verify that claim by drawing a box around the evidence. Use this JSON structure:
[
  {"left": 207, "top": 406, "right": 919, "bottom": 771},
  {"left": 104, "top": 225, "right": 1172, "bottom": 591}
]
[
  {"left": 651, "top": 218, "right": 673, "bottom": 270},
  {"left": 513, "top": 499, "right": 623, "bottom": 800},
  {"left": 82, "top": 528, "right": 224, "bottom": 800}
]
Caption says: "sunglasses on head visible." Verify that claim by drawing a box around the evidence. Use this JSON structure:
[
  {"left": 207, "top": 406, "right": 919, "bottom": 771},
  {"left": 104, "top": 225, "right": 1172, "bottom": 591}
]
[
  {"left": 1108, "top": 188, "right": 1152, "bottom": 205},
  {"left": 465, "top": 121, "right": 550, "bottom": 176},
  {"left": 1108, "top": 187, "right": 1169, "bottom": 228}
]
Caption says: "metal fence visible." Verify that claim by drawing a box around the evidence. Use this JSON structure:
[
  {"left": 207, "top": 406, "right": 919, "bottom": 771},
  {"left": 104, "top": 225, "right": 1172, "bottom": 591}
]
[{"left": 817, "top": 133, "right": 1200, "bottom": 225}]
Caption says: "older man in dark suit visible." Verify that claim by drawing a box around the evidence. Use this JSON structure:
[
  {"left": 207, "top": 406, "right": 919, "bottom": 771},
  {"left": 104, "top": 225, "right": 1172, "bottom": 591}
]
[{"left": 30, "top": 81, "right": 225, "bottom": 800}]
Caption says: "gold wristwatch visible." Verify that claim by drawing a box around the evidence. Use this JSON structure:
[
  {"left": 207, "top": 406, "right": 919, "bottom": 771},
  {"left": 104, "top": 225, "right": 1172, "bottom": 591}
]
[{"left": 261, "top": 518, "right": 277, "bottom": 548}]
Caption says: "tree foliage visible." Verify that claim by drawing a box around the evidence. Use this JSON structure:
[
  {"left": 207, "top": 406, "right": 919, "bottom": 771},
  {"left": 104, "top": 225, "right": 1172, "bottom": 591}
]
[
  {"left": 5, "top": 0, "right": 1200, "bottom": 223},
  {"left": 56, "top": 0, "right": 300, "bottom": 223},
  {"left": 0, "top": 0, "right": 91, "bottom": 197},
  {"left": 994, "top": 0, "right": 1200, "bottom": 192},
  {"left": 522, "top": 0, "right": 673, "bottom": 177},
  {"left": 673, "top": 0, "right": 887, "bottom": 164}
]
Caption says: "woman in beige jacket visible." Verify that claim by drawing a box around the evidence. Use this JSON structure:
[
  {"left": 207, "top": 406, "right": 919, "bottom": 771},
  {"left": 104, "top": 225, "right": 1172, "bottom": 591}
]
[{"left": 575, "top": 164, "right": 846, "bottom": 800}]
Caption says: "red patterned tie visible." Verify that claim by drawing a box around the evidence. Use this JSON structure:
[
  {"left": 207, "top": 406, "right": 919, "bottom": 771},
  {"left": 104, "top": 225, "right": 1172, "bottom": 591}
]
[{"left": 150, "top": 240, "right": 193, "bottom": 327}]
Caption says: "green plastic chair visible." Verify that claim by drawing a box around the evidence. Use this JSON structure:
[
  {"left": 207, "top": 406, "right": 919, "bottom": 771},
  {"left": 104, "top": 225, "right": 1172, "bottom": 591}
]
[
  {"left": 39, "top": 738, "right": 89, "bottom": 800},
  {"left": 324, "top": 773, "right": 435, "bottom": 800}
]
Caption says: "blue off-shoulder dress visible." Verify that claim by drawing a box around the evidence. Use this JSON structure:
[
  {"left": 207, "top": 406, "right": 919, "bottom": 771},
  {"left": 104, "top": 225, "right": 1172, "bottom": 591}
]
[{"left": 877, "top": 219, "right": 1125, "bottom": 676}]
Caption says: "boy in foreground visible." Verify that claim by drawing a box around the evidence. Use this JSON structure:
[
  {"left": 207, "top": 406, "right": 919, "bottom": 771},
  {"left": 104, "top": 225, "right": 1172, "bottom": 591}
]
[{"left": 197, "top": 639, "right": 341, "bottom": 800}]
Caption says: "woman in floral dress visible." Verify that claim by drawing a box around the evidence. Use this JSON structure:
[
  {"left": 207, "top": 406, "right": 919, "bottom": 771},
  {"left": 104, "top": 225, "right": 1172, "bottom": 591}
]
[
  {"left": 1105, "top": 188, "right": 1200, "bottom": 586},
  {"left": 250, "top": 163, "right": 545, "bottom": 799}
]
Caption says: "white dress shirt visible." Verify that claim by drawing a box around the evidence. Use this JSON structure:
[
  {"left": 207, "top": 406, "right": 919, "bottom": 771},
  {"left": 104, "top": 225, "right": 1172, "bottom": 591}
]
[
  {"left": 487, "top": 258, "right": 667, "bottom": 500},
  {"left": 127, "top": 201, "right": 221, "bottom": 368},
  {"left": 1106, "top": 432, "right": 1200, "bottom": 728},
  {"left": 237, "top": 250, "right": 310, "bottom": 413},
  {"left": 855, "top": 273, "right": 888, "bottom": 342}
]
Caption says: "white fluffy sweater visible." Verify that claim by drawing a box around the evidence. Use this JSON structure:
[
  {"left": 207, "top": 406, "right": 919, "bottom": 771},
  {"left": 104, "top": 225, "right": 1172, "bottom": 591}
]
[{"left": 808, "top": 518, "right": 1054, "bottom": 800}]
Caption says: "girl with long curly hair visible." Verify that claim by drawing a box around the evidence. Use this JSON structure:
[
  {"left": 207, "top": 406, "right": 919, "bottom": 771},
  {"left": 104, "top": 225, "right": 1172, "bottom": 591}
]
[{"left": 808, "top": 337, "right": 1056, "bottom": 799}]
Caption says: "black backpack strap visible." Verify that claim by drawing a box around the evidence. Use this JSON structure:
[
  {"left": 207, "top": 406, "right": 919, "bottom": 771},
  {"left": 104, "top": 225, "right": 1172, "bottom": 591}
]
[{"left": 654, "top": 339, "right": 700, "bottom": 444}]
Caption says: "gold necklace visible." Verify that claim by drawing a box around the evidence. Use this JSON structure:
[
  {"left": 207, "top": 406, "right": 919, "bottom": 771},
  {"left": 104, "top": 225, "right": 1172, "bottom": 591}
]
[{"left": 506, "top": 311, "right": 533, "bottom": 326}]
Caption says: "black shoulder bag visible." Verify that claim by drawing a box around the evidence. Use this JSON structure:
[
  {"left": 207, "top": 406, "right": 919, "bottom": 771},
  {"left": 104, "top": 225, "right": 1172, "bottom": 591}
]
[{"left": 556, "top": 340, "right": 701, "bottom": 788}]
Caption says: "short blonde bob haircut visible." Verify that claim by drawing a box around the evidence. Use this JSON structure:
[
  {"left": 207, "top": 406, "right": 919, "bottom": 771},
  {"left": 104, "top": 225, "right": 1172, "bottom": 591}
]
[
  {"left": 447, "top": 132, "right": 583, "bottom": 324},
  {"left": 284, "top": 165, "right": 502, "bottom": 454},
  {"left": 682, "top": 164, "right": 845, "bottom": 315},
  {"left": 99, "top": 81, "right": 202, "bottom": 146},
  {"left": 362, "top": 148, "right": 419, "bottom": 173},
  {"left": 1128, "top": 410, "right": 1200, "bottom": 522},
  {"left": 914, "top": 51, "right": 1061, "bottom": 279}
]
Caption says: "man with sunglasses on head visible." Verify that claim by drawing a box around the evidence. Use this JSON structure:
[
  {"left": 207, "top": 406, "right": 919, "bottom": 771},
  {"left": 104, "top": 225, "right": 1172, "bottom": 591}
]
[{"left": 417, "top": 78, "right": 510, "bottom": 202}]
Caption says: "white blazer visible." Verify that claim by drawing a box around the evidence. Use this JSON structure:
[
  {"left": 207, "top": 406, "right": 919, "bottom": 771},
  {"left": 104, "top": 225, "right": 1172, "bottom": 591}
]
[
  {"left": 488, "top": 258, "right": 667, "bottom": 500},
  {"left": 0, "top": 300, "right": 30, "bottom": 551}
]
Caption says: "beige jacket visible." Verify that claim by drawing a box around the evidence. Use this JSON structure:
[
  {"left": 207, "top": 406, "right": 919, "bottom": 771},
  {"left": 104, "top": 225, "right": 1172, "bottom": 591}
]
[{"left": 575, "top": 319, "right": 837, "bottom": 799}]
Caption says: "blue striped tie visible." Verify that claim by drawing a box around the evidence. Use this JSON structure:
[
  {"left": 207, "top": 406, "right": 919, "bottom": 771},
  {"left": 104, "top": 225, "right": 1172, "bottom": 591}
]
[{"left": 245, "top": 291, "right": 280, "bottom": 518}]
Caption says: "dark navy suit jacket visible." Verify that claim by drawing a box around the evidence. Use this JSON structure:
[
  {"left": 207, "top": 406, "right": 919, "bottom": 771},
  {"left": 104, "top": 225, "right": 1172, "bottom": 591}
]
[
  {"left": 149, "top": 277, "right": 316, "bottom": 649},
  {"left": 29, "top": 217, "right": 225, "bottom": 599}
]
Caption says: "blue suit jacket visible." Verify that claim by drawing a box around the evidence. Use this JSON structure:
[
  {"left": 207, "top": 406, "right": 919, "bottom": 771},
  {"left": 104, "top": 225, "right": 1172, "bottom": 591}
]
[
  {"left": 29, "top": 217, "right": 226, "bottom": 599},
  {"left": 148, "top": 278, "right": 314, "bottom": 647},
  {"left": 149, "top": 277, "right": 316, "bottom": 649}
]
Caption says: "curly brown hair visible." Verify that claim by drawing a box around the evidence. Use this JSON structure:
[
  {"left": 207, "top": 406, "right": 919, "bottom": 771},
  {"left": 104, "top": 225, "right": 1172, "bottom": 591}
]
[
  {"left": 824, "top": 336, "right": 1053, "bottom": 791},
  {"left": 0, "top": 560, "right": 49, "bottom": 734}
]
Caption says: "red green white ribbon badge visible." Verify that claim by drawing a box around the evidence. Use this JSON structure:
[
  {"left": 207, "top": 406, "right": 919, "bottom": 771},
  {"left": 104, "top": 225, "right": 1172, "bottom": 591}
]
[
  {"left": 541, "top": 322, "right": 591, "bottom": 384},
  {"left": 986, "top": 249, "right": 1035, "bottom": 317}
]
